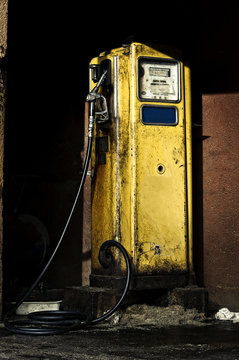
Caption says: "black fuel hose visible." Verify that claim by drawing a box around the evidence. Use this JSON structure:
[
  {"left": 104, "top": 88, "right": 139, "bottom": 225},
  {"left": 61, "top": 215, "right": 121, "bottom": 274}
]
[{"left": 3, "top": 134, "right": 131, "bottom": 335}]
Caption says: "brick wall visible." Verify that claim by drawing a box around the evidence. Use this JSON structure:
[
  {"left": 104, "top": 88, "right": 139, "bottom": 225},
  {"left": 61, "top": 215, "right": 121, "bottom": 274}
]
[{"left": 202, "top": 93, "right": 239, "bottom": 310}]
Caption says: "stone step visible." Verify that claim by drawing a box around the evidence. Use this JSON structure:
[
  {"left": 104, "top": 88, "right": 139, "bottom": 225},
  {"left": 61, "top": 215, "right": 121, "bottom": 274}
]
[{"left": 63, "top": 285, "right": 208, "bottom": 321}]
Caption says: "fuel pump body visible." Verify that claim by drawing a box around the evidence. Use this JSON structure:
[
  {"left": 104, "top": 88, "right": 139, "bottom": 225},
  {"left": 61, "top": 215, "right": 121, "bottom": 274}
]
[{"left": 90, "top": 42, "right": 193, "bottom": 289}]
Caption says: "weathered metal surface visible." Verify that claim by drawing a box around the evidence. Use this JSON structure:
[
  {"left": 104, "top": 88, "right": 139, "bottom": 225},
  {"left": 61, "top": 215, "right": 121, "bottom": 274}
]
[
  {"left": 203, "top": 93, "right": 239, "bottom": 310},
  {"left": 0, "top": 0, "right": 8, "bottom": 58},
  {"left": 90, "top": 43, "right": 193, "bottom": 286},
  {"left": 82, "top": 102, "right": 92, "bottom": 285}
]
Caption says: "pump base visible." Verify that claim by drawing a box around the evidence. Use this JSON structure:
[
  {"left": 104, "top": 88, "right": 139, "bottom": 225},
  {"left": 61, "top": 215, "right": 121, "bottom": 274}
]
[{"left": 90, "top": 274, "right": 191, "bottom": 290}]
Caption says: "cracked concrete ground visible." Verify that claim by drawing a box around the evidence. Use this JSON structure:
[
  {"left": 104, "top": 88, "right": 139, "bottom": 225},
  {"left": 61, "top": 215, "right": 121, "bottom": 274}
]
[
  {"left": 1, "top": 305, "right": 239, "bottom": 360},
  {"left": 1, "top": 322, "right": 239, "bottom": 360}
]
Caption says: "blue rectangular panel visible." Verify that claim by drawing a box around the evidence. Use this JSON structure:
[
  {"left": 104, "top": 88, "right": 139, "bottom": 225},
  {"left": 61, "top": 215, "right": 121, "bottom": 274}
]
[{"left": 141, "top": 106, "right": 178, "bottom": 125}]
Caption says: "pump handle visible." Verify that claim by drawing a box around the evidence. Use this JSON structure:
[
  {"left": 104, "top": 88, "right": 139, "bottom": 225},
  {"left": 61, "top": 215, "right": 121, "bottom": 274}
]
[{"left": 90, "top": 70, "right": 107, "bottom": 95}]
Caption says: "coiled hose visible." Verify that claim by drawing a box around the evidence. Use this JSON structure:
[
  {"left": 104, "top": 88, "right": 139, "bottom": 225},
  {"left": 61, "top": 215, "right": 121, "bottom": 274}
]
[{"left": 4, "top": 134, "right": 131, "bottom": 335}]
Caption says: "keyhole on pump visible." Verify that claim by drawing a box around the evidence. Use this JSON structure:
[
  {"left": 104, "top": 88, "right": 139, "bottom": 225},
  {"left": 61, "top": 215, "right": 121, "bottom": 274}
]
[{"left": 157, "top": 164, "right": 165, "bottom": 174}]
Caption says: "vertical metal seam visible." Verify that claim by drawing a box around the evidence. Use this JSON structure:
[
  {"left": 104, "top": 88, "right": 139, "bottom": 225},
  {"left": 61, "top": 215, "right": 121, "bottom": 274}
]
[
  {"left": 113, "top": 55, "right": 121, "bottom": 242},
  {"left": 184, "top": 64, "right": 193, "bottom": 274},
  {"left": 131, "top": 45, "right": 137, "bottom": 270},
  {"left": 182, "top": 63, "right": 189, "bottom": 272},
  {"left": 113, "top": 56, "right": 119, "bottom": 119}
]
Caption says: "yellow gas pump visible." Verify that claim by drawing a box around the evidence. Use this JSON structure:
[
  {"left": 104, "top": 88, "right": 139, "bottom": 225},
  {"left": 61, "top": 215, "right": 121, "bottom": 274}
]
[{"left": 89, "top": 42, "right": 193, "bottom": 289}]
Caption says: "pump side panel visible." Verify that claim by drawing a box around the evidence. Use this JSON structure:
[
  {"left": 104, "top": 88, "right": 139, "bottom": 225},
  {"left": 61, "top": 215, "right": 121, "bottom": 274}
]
[
  {"left": 115, "top": 52, "right": 134, "bottom": 268},
  {"left": 90, "top": 56, "right": 117, "bottom": 274},
  {"left": 130, "top": 44, "right": 189, "bottom": 275},
  {"left": 90, "top": 50, "right": 133, "bottom": 275}
]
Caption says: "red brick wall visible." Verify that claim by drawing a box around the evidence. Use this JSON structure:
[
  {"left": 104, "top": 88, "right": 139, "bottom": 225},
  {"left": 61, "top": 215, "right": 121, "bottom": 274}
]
[{"left": 202, "top": 93, "right": 239, "bottom": 310}]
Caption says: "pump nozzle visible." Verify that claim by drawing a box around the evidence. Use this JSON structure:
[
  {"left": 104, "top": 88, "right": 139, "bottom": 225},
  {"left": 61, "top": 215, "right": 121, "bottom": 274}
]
[
  {"left": 86, "top": 70, "right": 108, "bottom": 137},
  {"left": 87, "top": 70, "right": 107, "bottom": 101}
]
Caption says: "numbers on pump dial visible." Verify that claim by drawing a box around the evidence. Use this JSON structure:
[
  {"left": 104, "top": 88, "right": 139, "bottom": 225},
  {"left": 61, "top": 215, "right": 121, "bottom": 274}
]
[{"left": 138, "top": 58, "right": 180, "bottom": 102}]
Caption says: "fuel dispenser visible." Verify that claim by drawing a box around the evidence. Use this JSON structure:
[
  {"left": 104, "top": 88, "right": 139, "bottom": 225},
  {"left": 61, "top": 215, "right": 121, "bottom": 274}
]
[{"left": 89, "top": 42, "right": 193, "bottom": 289}]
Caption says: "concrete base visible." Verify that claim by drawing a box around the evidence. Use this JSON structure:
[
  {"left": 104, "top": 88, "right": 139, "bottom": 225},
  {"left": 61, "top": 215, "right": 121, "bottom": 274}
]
[
  {"left": 63, "top": 286, "right": 122, "bottom": 321},
  {"left": 168, "top": 286, "right": 208, "bottom": 313},
  {"left": 63, "top": 285, "right": 208, "bottom": 321}
]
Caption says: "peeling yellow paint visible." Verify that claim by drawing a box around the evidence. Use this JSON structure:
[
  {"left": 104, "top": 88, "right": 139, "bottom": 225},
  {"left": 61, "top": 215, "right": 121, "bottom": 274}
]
[{"left": 90, "top": 43, "right": 193, "bottom": 283}]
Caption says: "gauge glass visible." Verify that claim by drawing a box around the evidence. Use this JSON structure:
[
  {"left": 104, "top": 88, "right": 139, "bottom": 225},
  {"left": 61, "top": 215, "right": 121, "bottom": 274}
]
[{"left": 138, "top": 58, "right": 180, "bottom": 102}]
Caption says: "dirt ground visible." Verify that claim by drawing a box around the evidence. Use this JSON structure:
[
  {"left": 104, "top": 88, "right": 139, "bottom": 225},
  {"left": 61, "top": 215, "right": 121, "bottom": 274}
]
[
  {"left": 1, "top": 304, "right": 239, "bottom": 360},
  {"left": 118, "top": 304, "right": 207, "bottom": 327}
]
